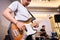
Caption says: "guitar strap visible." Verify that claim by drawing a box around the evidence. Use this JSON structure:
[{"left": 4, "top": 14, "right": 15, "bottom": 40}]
[{"left": 28, "top": 11, "right": 36, "bottom": 22}]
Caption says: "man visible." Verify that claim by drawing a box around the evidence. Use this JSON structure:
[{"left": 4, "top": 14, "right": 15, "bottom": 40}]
[
  {"left": 40, "top": 25, "right": 48, "bottom": 40},
  {"left": 3, "top": 0, "right": 39, "bottom": 40},
  {"left": 40, "top": 25, "right": 46, "bottom": 36}
]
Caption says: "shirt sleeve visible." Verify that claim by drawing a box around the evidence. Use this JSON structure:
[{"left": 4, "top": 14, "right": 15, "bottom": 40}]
[{"left": 8, "top": 1, "right": 18, "bottom": 12}]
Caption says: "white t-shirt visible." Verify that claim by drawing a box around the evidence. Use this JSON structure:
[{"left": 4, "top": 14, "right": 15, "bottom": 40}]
[{"left": 8, "top": 1, "right": 32, "bottom": 21}]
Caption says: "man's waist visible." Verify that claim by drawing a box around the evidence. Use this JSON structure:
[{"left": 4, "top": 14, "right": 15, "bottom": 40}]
[
  {"left": 15, "top": 16, "right": 32, "bottom": 21},
  {"left": 16, "top": 18, "right": 32, "bottom": 23}
]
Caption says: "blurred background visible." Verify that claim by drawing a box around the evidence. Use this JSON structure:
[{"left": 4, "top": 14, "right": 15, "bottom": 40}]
[{"left": 0, "top": 0, "right": 60, "bottom": 40}]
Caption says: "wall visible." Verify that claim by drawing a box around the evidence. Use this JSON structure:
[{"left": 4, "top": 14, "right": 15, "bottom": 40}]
[
  {"left": 0, "top": 0, "right": 11, "bottom": 40},
  {"left": 28, "top": 0, "right": 60, "bottom": 7}
]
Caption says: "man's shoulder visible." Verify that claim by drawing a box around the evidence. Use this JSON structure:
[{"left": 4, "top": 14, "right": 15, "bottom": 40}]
[
  {"left": 40, "top": 29, "right": 43, "bottom": 30},
  {"left": 12, "top": 1, "right": 20, "bottom": 4},
  {"left": 40, "top": 29, "right": 45, "bottom": 31}
]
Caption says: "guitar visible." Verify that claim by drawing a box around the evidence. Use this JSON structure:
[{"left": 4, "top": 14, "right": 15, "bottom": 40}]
[{"left": 10, "top": 19, "right": 36, "bottom": 40}]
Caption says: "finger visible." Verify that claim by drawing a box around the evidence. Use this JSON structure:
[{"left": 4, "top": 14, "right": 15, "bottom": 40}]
[{"left": 20, "top": 28, "right": 22, "bottom": 30}]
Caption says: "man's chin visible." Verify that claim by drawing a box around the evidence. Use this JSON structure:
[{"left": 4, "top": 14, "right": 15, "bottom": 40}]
[{"left": 25, "top": 3, "right": 29, "bottom": 6}]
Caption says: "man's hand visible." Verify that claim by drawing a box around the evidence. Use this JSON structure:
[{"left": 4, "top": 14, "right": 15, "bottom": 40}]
[
  {"left": 16, "top": 21, "right": 25, "bottom": 30},
  {"left": 32, "top": 20, "right": 39, "bottom": 28}
]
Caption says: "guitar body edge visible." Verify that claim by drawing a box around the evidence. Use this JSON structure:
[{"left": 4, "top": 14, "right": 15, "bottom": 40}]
[{"left": 10, "top": 23, "right": 24, "bottom": 40}]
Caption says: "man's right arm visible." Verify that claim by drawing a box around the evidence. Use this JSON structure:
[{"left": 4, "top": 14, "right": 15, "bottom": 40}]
[
  {"left": 3, "top": 8, "right": 18, "bottom": 24},
  {"left": 3, "top": 8, "right": 25, "bottom": 30}
]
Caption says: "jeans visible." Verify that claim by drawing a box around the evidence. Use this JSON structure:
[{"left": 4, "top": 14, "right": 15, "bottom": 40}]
[{"left": 7, "top": 22, "right": 13, "bottom": 40}]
